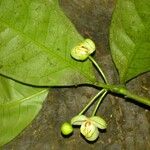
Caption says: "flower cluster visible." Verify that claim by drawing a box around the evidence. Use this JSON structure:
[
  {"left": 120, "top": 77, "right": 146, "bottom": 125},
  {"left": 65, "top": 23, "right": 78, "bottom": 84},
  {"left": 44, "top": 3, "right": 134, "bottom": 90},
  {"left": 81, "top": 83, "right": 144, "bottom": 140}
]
[
  {"left": 61, "top": 115, "right": 107, "bottom": 142},
  {"left": 61, "top": 39, "right": 107, "bottom": 142}
]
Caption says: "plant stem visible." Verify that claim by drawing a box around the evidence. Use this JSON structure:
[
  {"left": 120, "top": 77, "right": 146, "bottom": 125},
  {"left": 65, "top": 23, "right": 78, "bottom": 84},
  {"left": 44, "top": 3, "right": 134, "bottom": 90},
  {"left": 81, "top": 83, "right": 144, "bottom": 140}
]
[
  {"left": 78, "top": 89, "right": 105, "bottom": 115},
  {"left": 95, "top": 82, "right": 150, "bottom": 106},
  {"left": 117, "top": 87, "right": 150, "bottom": 106},
  {"left": 89, "top": 56, "right": 108, "bottom": 84},
  {"left": 91, "top": 90, "right": 107, "bottom": 116},
  {"left": 88, "top": 56, "right": 150, "bottom": 106}
]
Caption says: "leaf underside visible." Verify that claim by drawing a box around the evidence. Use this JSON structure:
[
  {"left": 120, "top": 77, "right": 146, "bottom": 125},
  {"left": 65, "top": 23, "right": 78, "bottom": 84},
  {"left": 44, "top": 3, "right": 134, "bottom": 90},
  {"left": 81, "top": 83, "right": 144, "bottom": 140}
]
[
  {"left": 0, "top": 0, "right": 96, "bottom": 86},
  {"left": 0, "top": 75, "right": 48, "bottom": 146},
  {"left": 110, "top": 0, "right": 150, "bottom": 83}
]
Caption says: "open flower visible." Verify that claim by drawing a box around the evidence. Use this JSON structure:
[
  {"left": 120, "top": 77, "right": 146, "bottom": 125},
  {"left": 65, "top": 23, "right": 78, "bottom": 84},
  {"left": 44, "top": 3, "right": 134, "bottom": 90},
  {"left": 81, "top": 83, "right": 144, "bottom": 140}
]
[
  {"left": 71, "top": 39, "right": 95, "bottom": 61},
  {"left": 71, "top": 115, "right": 107, "bottom": 141}
]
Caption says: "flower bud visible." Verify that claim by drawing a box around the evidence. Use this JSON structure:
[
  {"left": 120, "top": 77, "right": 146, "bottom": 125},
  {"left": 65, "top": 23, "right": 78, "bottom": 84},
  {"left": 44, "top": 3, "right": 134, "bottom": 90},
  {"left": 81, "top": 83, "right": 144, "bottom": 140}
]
[{"left": 61, "top": 122, "right": 73, "bottom": 135}]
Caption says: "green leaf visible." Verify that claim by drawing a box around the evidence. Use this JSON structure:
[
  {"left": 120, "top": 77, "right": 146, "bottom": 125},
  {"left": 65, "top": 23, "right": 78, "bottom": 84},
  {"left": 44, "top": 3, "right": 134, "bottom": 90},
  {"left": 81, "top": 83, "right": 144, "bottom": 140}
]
[
  {"left": 110, "top": 0, "right": 150, "bottom": 83},
  {"left": 0, "top": 0, "right": 96, "bottom": 86},
  {"left": 0, "top": 75, "right": 48, "bottom": 146}
]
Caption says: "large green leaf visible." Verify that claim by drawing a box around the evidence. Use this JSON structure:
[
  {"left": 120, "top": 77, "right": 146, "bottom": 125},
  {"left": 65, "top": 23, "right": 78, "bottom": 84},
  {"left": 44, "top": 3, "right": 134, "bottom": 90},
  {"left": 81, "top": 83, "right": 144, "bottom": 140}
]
[
  {"left": 0, "top": 0, "right": 96, "bottom": 86},
  {"left": 110, "top": 0, "right": 150, "bottom": 83},
  {"left": 0, "top": 75, "right": 48, "bottom": 146}
]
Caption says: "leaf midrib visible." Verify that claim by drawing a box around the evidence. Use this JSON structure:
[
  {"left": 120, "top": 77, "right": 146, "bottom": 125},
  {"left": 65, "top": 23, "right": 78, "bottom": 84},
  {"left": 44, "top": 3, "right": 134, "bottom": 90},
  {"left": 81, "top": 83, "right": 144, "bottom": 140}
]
[
  {"left": 0, "top": 89, "right": 48, "bottom": 106},
  {"left": 0, "top": 20, "right": 96, "bottom": 84},
  {"left": 120, "top": 1, "right": 147, "bottom": 83}
]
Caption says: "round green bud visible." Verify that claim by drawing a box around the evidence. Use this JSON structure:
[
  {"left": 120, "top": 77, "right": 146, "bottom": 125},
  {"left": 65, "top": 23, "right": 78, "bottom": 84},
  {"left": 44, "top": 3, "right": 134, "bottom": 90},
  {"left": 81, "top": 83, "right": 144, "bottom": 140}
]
[{"left": 61, "top": 122, "right": 73, "bottom": 135}]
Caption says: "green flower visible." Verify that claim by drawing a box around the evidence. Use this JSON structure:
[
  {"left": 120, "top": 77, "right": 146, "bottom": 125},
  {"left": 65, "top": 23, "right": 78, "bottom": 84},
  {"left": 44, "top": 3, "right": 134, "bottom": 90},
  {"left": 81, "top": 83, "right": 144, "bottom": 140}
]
[
  {"left": 71, "top": 39, "right": 95, "bottom": 61},
  {"left": 71, "top": 115, "right": 107, "bottom": 141}
]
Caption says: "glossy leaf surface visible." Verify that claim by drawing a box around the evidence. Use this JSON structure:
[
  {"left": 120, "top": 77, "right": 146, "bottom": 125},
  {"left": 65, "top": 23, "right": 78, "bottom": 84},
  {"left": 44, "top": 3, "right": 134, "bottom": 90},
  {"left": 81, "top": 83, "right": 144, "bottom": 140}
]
[
  {"left": 0, "top": 76, "right": 48, "bottom": 146},
  {"left": 110, "top": 0, "right": 150, "bottom": 83},
  {"left": 0, "top": 0, "right": 96, "bottom": 86}
]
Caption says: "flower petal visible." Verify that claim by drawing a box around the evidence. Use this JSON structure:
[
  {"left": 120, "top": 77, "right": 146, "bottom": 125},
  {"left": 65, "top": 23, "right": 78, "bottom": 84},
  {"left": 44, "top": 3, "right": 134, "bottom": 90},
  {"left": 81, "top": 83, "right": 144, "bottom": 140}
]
[
  {"left": 71, "top": 115, "right": 87, "bottom": 125},
  {"left": 71, "top": 45, "right": 89, "bottom": 61},
  {"left": 85, "top": 127, "right": 99, "bottom": 141},
  {"left": 90, "top": 116, "right": 107, "bottom": 129},
  {"left": 80, "top": 120, "right": 96, "bottom": 138},
  {"left": 82, "top": 39, "right": 96, "bottom": 54}
]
